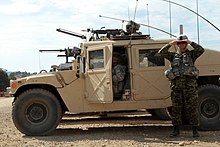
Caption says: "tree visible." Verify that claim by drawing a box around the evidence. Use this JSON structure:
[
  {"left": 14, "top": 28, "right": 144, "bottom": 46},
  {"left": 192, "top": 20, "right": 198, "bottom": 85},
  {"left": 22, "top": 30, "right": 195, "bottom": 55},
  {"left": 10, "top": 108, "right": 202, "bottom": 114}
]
[
  {"left": 0, "top": 69, "right": 10, "bottom": 92},
  {"left": 9, "top": 71, "right": 31, "bottom": 79},
  {"left": 8, "top": 72, "right": 16, "bottom": 80}
]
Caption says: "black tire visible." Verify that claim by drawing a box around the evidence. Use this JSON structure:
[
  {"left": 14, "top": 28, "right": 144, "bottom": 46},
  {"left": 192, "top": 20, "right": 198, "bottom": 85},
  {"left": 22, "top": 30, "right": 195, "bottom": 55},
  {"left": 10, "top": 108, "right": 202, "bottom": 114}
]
[
  {"left": 146, "top": 109, "right": 155, "bottom": 116},
  {"left": 12, "top": 89, "right": 62, "bottom": 136},
  {"left": 198, "top": 84, "right": 220, "bottom": 130},
  {"left": 147, "top": 108, "right": 171, "bottom": 120}
]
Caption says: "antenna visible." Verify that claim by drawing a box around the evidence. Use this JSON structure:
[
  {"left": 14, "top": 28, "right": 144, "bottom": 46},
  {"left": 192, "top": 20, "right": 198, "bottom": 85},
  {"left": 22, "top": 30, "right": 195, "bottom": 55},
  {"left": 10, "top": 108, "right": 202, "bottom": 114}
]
[
  {"left": 146, "top": 4, "right": 151, "bottom": 35},
  {"left": 168, "top": 0, "right": 172, "bottom": 38},
  {"left": 196, "top": 0, "right": 200, "bottom": 44},
  {"left": 38, "top": 52, "right": 41, "bottom": 71},
  {"left": 162, "top": 0, "right": 220, "bottom": 32},
  {"left": 133, "top": 0, "right": 138, "bottom": 21},
  {"left": 121, "top": 20, "right": 125, "bottom": 30},
  {"left": 128, "top": 6, "right": 130, "bottom": 20},
  {"left": 127, "top": 3, "right": 130, "bottom": 30},
  {"left": 99, "top": 15, "right": 177, "bottom": 37}
]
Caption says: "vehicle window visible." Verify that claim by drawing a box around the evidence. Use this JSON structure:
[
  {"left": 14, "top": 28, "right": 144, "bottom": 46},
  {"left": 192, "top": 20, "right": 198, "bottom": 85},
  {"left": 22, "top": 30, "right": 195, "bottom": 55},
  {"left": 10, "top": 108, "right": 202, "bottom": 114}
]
[
  {"left": 89, "top": 49, "right": 104, "bottom": 69},
  {"left": 139, "top": 49, "right": 164, "bottom": 68}
]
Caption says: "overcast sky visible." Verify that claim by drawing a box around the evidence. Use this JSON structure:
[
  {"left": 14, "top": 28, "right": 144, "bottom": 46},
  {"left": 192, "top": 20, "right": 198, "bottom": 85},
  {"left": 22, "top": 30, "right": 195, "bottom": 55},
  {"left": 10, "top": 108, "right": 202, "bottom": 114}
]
[{"left": 1, "top": 0, "right": 220, "bottom": 73}]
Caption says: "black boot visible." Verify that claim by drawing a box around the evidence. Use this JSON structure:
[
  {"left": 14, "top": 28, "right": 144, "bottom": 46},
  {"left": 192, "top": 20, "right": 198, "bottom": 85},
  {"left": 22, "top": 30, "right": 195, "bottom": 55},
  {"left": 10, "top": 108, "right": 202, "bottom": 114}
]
[
  {"left": 170, "top": 125, "right": 180, "bottom": 138},
  {"left": 192, "top": 126, "right": 200, "bottom": 138}
]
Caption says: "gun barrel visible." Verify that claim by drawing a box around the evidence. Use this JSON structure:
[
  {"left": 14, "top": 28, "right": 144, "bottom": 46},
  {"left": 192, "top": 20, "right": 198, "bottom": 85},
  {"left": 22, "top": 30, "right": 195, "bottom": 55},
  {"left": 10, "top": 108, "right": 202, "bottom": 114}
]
[
  {"left": 39, "top": 49, "right": 65, "bottom": 52},
  {"left": 56, "top": 28, "right": 86, "bottom": 39}
]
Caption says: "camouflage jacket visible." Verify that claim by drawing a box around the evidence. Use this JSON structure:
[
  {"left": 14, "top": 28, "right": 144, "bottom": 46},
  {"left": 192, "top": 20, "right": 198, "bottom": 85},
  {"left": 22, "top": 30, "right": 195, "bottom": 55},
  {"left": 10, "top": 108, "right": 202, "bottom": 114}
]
[
  {"left": 158, "top": 42, "right": 204, "bottom": 80},
  {"left": 112, "top": 64, "right": 127, "bottom": 84},
  {"left": 158, "top": 42, "right": 204, "bottom": 63}
]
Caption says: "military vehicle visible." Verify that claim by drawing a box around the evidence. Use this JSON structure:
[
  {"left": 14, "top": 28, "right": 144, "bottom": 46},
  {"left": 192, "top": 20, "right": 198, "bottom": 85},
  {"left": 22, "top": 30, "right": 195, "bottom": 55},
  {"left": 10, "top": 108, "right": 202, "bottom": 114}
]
[{"left": 10, "top": 21, "right": 220, "bottom": 136}]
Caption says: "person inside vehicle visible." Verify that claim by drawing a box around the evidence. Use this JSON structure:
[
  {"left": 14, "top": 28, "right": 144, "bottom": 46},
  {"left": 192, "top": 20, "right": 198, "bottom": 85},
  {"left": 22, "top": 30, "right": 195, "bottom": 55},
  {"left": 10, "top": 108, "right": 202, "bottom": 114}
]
[{"left": 112, "top": 52, "right": 127, "bottom": 100}]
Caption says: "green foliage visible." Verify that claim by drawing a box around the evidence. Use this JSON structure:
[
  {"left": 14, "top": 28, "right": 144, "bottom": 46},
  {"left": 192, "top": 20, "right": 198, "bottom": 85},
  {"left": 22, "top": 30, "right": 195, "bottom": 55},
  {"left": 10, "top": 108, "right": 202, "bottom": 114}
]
[
  {"left": 9, "top": 71, "right": 31, "bottom": 80},
  {"left": 0, "top": 68, "right": 34, "bottom": 92},
  {"left": 0, "top": 68, "right": 10, "bottom": 92}
]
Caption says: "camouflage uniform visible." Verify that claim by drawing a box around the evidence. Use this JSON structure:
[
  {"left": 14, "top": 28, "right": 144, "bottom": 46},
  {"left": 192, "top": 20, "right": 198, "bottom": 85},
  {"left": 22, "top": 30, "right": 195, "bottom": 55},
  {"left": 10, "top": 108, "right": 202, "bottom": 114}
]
[
  {"left": 112, "top": 64, "right": 127, "bottom": 98},
  {"left": 158, "top": 42, "right": 204, "bottom": 126}
]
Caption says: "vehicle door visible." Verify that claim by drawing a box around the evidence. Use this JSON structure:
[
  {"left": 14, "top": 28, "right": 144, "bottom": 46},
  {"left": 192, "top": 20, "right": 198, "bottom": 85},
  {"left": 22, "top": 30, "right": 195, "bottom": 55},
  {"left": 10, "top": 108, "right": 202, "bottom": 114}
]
[
  {"left": 85, "top": 44, "right": 113, "bottom": 103},
  {"left": 131, "top": 44, "right": 171, "bottom": 100}
]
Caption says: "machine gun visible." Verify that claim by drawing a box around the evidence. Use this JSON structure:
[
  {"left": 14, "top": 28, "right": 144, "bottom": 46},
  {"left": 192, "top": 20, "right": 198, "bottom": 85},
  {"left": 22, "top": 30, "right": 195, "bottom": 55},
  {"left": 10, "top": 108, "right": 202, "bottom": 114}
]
[
  {"left": 57, "top": 27, "right": 124, "bottom": 40},
  {"left": 56, "top": 28, "right": 86, "bottom": 39},
  {"left": 90, "top": 29, "right": 124, "bottom": 39},
  {"left": 39, "top": 47, "right": 81, "bottom": 63}
]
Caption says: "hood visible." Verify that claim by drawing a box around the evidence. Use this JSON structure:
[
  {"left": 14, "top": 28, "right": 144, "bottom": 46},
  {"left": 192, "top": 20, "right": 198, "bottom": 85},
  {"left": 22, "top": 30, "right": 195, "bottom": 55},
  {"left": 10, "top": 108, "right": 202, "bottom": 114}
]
[{"left": 10, "top": 70, "right": 78, "bottom": 94}]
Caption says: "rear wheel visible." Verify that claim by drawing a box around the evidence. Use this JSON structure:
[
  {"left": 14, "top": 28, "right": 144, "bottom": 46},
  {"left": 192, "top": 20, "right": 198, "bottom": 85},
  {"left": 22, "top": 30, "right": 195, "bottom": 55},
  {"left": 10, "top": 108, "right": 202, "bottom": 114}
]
[
  {"left": 198, "top": 84, "right": 220, "bottom": 130},
  {"left": 12, "top": 89, "right": 62, "bottom": 136}
]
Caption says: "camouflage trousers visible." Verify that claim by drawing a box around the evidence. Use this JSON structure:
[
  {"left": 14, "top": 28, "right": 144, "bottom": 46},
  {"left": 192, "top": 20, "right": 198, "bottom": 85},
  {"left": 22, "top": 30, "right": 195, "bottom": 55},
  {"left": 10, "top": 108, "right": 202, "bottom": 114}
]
[{"left": 170, "top": 76, "right": 199, "bottom": 126}]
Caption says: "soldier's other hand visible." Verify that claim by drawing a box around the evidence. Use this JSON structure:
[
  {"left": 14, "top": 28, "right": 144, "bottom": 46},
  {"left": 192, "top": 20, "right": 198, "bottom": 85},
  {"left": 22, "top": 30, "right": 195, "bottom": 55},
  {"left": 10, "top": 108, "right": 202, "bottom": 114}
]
[{"left": 169, "top": 40, "right": 177, "bottom": 45}]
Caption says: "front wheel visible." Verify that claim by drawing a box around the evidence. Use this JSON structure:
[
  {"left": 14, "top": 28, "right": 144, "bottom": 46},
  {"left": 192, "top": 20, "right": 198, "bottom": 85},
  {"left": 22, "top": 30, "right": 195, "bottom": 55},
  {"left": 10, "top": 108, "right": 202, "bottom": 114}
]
[
  {"left": 12, "top": 89, "right": 62, "bottom": 136},
  {"left": 198, "top": 84, "right": 220, "bottom": 130}
]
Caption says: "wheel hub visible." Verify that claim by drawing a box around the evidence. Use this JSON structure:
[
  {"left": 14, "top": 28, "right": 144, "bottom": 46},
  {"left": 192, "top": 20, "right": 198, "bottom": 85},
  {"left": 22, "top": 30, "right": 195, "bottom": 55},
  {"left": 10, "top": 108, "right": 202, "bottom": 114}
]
[
  {"left": 201, "top": 98, "right": 219, "bottom": 118},
  {"left": 26, "top": 103, "right": 47, "bottom": 123}
]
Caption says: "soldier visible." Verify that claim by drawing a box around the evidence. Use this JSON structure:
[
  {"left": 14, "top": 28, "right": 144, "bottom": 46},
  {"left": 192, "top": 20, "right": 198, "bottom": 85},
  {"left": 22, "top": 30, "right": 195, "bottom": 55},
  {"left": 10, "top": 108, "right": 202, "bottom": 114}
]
[
  {"left": 112, "top": 52, "right": 127, "bottom": 100},
  {"left": 125, "top": 21, "right": 141, "bottom": 35},
  {"left": 158, "top": 34, "right": 204, "bottom": 138}
]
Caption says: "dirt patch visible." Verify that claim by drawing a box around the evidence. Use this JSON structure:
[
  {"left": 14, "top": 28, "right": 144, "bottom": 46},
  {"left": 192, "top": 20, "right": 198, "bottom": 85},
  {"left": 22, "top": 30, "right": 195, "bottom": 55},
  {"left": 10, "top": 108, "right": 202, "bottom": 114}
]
[{"left": 1, "top": 97, "right": 220, "bottom": 146}]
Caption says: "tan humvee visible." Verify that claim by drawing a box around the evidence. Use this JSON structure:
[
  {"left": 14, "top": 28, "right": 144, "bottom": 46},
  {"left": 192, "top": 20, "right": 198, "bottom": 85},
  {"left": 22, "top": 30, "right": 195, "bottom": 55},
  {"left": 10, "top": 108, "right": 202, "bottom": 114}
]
[{"left": 10, "top": 25, "right": 220, "bottom": 135}]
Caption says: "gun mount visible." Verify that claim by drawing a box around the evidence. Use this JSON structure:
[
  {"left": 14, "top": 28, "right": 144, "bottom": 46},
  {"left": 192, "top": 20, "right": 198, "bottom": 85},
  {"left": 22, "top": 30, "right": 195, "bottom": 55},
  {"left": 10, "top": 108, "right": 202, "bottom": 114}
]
[
  {"left": 39, "top": 47, "right": 81, "bottom": 63},
  {"left": 89, "top": 29, "right": 123, "bottom": 40},
  {"left": 88, "top": 20, "right": 146, "bottom": 40},
  {"left": 39, "top": 47, "right": 81, "bottom": 72},
  {"left": 57, "top": 20, "right": 150, "bottom": 41}
]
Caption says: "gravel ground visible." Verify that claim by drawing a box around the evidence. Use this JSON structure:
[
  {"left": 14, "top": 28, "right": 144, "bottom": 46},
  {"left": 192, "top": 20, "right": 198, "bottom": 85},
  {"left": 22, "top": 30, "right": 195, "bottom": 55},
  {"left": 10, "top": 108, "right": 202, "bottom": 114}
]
[{"left": 1, "top": 97, "right": 220, "bottom": 147}]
